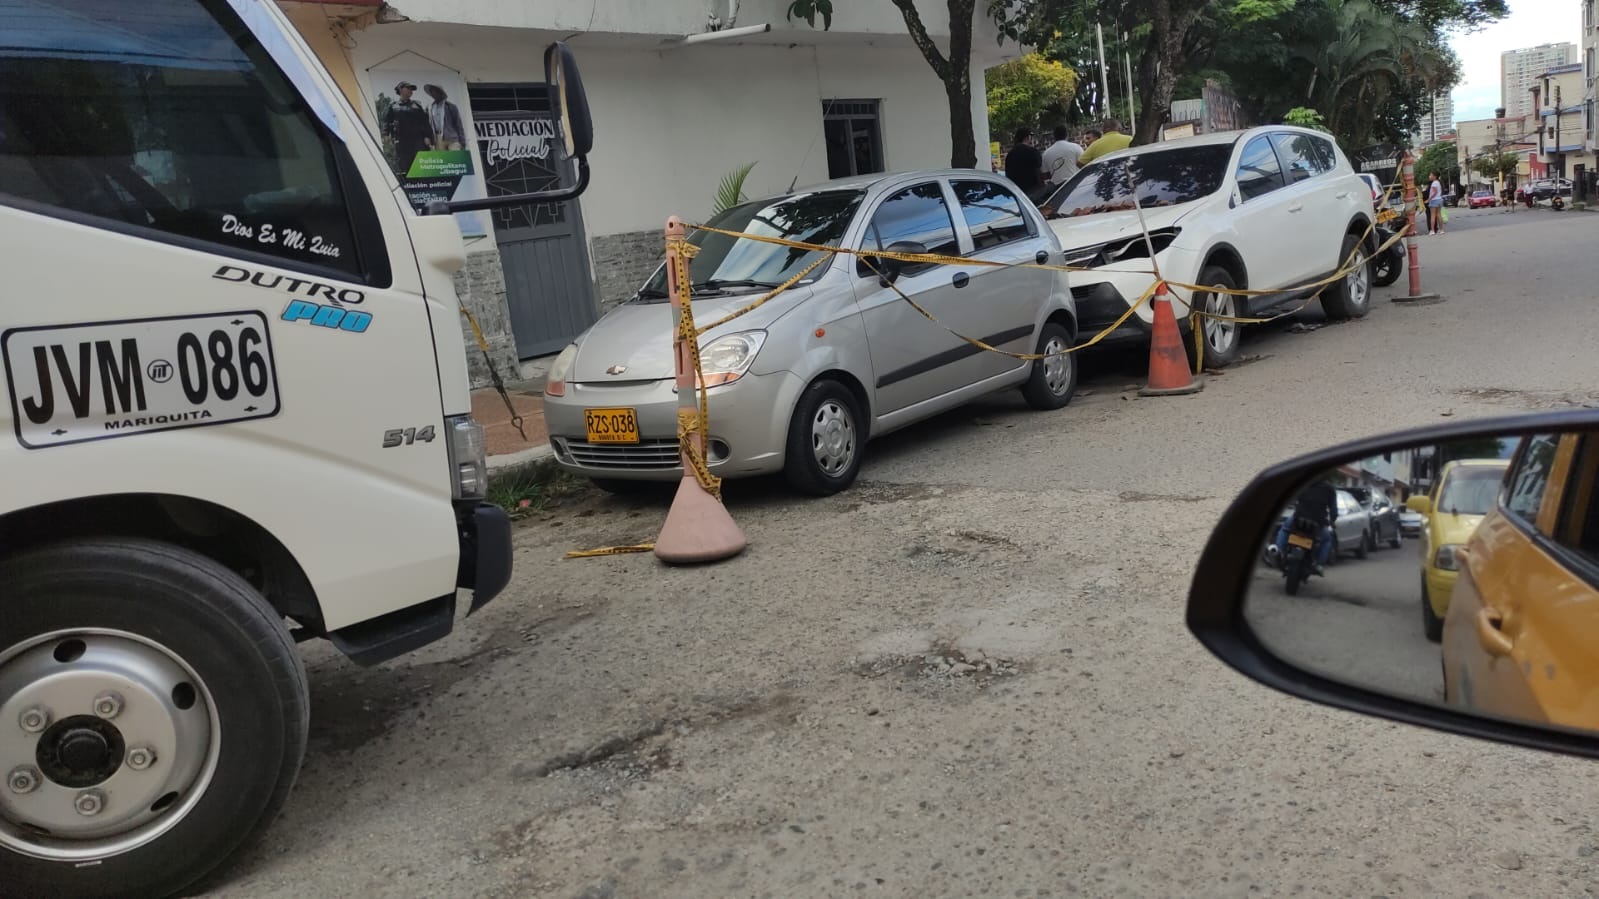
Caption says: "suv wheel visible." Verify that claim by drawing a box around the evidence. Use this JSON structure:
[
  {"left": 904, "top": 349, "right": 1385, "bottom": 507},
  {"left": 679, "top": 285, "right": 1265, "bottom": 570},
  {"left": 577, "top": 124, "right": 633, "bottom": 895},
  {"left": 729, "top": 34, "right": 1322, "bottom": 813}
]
[
  {"left": 1323, "top": 233, "right": 1372, "bottom": 320},
  {"left": 1189, "top": 266, "right": 1242, "bottom": 369}
]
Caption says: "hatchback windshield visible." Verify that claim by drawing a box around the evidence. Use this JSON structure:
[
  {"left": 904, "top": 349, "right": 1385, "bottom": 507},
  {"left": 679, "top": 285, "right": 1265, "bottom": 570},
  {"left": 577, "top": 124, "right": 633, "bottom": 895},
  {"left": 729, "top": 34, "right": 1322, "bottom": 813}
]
[
  {"left": 1043, "top": 144, "right": 1234, "bottom": 218},
  {"left": 1437, "top": 466, "right": 1507, "bottom": 515},
  {"left": 639, "top": 189, "right": 864, "bottom": 299}
]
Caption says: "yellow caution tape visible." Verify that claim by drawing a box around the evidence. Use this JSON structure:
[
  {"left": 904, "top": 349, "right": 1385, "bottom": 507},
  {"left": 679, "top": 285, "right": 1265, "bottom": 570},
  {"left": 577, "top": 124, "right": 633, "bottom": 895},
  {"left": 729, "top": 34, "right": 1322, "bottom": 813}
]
[{"left": 565, "top": 544, "right": 656, "bottom": 559}]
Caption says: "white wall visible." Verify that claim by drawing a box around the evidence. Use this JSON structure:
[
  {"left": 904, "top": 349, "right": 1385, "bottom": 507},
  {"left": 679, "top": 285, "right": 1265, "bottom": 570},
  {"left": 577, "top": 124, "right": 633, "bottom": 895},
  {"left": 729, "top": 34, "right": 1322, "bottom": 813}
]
[
  {"left": 348, "top": 26, "right": 991, "bottom": 238},
  {"left": 391, "top": 0, "right": 1010, "bottom": 50}
]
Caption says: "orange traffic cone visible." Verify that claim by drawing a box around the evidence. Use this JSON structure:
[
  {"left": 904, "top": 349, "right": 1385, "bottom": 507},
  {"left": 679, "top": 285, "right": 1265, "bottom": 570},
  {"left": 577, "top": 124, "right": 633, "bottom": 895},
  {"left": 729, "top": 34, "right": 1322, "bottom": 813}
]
[{"left": 1138, "top": 281, "right": 1204, "bottom": 397}]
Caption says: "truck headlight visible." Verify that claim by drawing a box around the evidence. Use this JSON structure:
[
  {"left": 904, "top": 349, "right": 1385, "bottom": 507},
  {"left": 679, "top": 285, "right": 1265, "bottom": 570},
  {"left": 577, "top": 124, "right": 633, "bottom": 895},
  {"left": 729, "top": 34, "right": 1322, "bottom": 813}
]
[
  {"left": 1434, "top": 544, "right": 1462, "bottom": 572},
  {"left": 446, "top": 415, "right": 488, "bottom": 500}
]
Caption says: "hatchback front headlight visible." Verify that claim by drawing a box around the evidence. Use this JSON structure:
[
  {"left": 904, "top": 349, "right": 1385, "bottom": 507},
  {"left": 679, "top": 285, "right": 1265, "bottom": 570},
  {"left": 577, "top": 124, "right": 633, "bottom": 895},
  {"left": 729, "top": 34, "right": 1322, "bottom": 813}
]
[{"left": 696, "top": 331, "right": 767, "bottom": 388}]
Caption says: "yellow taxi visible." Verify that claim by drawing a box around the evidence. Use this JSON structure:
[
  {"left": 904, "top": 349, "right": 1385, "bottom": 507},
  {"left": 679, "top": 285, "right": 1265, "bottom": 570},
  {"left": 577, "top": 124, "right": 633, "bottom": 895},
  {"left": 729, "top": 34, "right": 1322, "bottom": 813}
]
[
  {"left": 1442, "top": 432, "right": 1599, "bottom": 729},
  {"left": 1407, "top": 457, "right": 1511, "bottom": 641}
]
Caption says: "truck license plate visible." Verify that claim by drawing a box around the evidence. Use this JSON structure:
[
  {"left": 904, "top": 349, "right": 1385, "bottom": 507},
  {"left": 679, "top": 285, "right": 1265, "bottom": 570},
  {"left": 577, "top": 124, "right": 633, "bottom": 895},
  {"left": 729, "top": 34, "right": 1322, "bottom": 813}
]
[
  {"left": 3, "top": 312, "right": 281, "bottom": 449},
  {"left": 1288, "top": 533, "right": 1314, "bottom": 549},
  {"left": 584, "top": 407, "right": 639, "bottom": 444}
]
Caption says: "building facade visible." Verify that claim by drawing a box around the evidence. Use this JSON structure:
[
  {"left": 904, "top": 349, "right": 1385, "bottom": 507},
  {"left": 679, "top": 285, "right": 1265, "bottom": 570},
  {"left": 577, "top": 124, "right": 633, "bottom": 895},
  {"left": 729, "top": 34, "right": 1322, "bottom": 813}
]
[
  {"left": 1529, "top": 63, "right": 1594, "bottom": 179},
  {"left": 1502, "top": 42, "right": 1576, "bottom": 119},
  {"left": 1584, "top": 0, "right": 1598, "bottom": 161},
  {"left": 279, "top": 0, "right": 1022, "bottom": 383},
  {"left": 1415, "top": 91, "right": 1455, "bottom": 145}
]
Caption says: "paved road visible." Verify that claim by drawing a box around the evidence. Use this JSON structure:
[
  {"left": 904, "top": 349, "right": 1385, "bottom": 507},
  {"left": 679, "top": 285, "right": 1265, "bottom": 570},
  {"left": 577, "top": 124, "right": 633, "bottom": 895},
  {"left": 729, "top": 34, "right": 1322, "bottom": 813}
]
[
  {"left": 1248, "top": 536, "right": 1444, "bottom": 705},
  {"left": 216, "top": 207, "right": 1599, "bottom": 898}
]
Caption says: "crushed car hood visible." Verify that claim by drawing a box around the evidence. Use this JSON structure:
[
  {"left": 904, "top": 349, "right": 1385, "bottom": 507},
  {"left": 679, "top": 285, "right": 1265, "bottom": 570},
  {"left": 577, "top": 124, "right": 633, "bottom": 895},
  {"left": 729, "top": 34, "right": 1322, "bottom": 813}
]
[{"left": 1046, "top": 203, "right": 1194, "bottom": 251}]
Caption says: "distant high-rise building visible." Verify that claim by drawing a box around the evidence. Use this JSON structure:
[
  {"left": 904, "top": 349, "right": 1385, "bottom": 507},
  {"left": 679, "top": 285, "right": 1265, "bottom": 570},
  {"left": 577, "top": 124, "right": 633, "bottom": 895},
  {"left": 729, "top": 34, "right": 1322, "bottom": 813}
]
[
  {"left": 1416, "top": 91, "right": 1455, "bottom": 144},
  {"left": 1502, "top": 42, "right": 1576, "bottom": 118}
]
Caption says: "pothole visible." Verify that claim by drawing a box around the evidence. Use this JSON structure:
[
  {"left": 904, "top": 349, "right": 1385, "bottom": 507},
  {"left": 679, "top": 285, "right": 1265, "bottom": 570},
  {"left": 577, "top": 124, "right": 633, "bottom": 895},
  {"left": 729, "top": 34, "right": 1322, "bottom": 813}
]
[{"left": 853, "top": 642, "right": 1023, "bottom": 683}]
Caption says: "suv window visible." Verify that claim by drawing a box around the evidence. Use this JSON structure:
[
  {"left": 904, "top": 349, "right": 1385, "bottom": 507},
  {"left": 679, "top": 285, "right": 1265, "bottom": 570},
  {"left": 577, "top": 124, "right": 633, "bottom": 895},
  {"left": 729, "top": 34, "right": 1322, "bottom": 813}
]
[
  {"left": 952, "top": 180, "right": 1031, "bottom": 251},
  {"left": 0, "top": 0, "right": 372, "bottom": 280},
  {"left": 1310, "top": 136, "right": 1339, "bottom": 173},
  {"left": 1235, "top": 136, "right": 1286, "bottom": 201},
  {"left": 1043, "top": 144, "right": 1232, "bottom": 217},
  {"left": 1505, "top": 434, "right": 1561, "bottom": 525},
  {"left": 866, "top": 182, "right": 959, "bottom": 274},
  {"left": 1270, "top": 132, "right": 1330, "bottom": 183}
]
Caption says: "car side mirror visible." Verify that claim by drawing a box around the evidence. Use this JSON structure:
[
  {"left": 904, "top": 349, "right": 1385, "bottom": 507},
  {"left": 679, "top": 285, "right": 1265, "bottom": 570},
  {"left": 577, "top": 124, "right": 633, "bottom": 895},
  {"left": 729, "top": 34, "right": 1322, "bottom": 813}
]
[
  {"left": 1186, "top": 412, "right": 1599, "bottom": 760},
  {"left": 858, "top": 240, "right": 928, "bottom": 287}
]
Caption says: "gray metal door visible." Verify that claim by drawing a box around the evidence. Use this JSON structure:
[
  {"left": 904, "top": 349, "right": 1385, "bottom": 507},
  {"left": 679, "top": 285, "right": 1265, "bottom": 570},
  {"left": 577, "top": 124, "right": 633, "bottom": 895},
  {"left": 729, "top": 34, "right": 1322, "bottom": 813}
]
[{"left": 469, "top": 83, "right": 596, "bottom": 358}]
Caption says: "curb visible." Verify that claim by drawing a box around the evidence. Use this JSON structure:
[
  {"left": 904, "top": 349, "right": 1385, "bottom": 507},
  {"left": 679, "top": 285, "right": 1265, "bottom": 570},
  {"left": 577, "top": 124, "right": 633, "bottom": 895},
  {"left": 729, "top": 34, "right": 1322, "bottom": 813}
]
[{"left": 487, "top": 445, "right": 558, "bottom": 491}]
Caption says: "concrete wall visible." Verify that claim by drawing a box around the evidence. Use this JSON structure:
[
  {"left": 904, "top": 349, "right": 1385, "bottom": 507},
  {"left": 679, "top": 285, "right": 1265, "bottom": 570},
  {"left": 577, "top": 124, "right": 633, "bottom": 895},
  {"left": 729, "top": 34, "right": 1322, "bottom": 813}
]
[
  {"left": 590, "top": 229, "right": 665, "bottom": 314},
  {"left": 389, "top": 0, "right": 1005, "bottom": 44}
]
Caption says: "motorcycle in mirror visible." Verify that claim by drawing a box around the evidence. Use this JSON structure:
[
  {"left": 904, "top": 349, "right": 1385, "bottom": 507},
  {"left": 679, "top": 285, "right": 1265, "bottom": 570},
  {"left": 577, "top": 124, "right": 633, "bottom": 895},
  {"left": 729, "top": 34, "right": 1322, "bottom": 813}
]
[{"left": 1186, "top": 412, "right": 1599, "bottom": 760}]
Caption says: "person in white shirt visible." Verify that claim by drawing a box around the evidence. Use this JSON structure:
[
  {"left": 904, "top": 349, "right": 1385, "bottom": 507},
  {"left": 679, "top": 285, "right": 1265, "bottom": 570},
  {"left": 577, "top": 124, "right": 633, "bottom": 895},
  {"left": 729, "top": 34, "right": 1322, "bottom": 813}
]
[{"left": 1040, "top": 125, "right": 1083, "bottom": 192}]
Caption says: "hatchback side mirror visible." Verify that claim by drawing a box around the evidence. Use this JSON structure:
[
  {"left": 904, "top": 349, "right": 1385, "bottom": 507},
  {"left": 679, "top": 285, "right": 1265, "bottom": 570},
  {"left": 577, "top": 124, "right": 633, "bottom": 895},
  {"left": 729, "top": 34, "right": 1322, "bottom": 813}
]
[
  {"left": 1405, "top": 495, "right": 1432, "bottom": 514},
  {"left": 858, "top": 240, "right": 929, "bottom": 286}
]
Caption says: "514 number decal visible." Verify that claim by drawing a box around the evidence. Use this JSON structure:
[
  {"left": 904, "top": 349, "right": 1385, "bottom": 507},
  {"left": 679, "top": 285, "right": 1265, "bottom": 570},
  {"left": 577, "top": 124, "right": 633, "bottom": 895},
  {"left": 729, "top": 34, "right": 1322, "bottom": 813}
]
[{"left": 382, "top": 425, "right": 437, "bottom": 448}]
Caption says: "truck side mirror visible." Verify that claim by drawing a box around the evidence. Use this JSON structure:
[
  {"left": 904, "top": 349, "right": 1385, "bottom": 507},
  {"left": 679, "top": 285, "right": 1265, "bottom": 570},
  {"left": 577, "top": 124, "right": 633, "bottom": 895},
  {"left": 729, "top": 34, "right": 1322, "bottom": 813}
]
[{"left": 545, "top": 41, "right": 593, "bottom": 159}]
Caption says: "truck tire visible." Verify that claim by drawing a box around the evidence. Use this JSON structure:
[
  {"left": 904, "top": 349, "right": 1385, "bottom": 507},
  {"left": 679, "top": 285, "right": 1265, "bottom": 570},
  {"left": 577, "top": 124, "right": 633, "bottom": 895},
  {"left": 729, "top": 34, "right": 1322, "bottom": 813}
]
[{"left": 0, "top": 538, "right": 308, "bottom": 898}]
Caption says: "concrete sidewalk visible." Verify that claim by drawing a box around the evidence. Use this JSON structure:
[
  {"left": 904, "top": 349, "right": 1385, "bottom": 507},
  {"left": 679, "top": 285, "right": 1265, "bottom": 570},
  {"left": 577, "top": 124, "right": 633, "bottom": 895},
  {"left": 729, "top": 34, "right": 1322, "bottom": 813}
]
[{"left": 471, "top": 379, "right": 551, "bottom": 471}]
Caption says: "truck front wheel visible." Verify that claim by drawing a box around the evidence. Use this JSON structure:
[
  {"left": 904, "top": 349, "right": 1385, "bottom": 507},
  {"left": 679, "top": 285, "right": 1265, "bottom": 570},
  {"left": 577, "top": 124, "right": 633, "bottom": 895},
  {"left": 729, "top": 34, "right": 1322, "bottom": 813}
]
[{"left": 0, "top": 538, "right": 308, "bottom": 898}]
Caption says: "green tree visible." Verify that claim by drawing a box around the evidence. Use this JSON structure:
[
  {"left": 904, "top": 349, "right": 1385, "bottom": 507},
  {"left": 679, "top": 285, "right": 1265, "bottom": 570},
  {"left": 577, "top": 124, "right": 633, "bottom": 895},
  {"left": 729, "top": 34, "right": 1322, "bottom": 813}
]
[
  {"left": 1283, "top": 107, "right": 1331, "bottom": 132},
  {"left": 986, "top": 53, "right": 1081, "bottom": 140},
  {"left": 1469, "top": 152, "right": 1518, "bottom": 181},
  {"left": 1413, "top": 141, "right": 1458, "bottom": 185}
]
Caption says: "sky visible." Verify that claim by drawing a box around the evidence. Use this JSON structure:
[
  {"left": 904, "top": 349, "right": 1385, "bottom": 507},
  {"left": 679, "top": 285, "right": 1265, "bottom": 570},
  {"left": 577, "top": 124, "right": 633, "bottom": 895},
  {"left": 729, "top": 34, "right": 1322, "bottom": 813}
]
[{"left": 1449, "top": 0, "right": 1583, "bottom": 121}]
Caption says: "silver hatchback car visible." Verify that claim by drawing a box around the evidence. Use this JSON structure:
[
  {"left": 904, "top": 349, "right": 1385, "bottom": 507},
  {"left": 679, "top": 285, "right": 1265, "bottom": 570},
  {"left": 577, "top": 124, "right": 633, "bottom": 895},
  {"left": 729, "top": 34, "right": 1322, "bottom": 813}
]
[{"left": 543, "top": 169, "right": 1079, "bottom": 496}]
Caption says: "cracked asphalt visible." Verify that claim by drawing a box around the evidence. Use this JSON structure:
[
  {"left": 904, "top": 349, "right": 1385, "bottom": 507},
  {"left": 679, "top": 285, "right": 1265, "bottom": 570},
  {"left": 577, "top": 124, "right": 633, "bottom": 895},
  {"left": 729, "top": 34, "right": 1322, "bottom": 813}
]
[{"left": 215, "top": 207, "right": 1599, "bottom": 898}]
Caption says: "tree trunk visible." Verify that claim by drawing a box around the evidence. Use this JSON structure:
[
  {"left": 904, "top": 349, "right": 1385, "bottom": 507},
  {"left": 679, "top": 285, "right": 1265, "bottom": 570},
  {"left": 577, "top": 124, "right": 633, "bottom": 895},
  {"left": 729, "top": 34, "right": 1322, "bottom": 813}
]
[
  {"left": 945, "top": 64, "right": 977, "bottom": 168},
  {"left": 1130, "top": 0, "right": 1207, "bottom": 146},
  {"left": 892, "top": 0, "right": 978, "bottom": 168}
]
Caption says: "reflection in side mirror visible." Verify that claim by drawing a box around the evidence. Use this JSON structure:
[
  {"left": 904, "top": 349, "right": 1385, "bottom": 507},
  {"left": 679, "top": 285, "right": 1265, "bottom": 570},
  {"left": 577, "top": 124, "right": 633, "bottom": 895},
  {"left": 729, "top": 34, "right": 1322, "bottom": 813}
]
[
  {"left": 858, "top": 240, "right": 928, "bottom": 287},
  {"left": 1187, "top": 414, "right": 1599, "bottom": 760}
]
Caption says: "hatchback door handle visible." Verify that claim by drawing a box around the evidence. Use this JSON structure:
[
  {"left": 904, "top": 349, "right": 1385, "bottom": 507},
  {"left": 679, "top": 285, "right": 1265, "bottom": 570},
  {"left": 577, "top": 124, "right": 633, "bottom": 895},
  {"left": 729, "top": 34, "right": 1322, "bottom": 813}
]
[
  {"left": 1476, "top": 607, "right": 1513, "bottom": 658},
  {"left": 952, "top": 272, "right": 970, "bottom": 289}
]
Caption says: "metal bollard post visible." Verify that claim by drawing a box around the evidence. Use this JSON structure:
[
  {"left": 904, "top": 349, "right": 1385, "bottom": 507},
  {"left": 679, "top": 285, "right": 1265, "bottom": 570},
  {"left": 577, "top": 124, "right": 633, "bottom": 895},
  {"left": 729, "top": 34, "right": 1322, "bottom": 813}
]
[
  {"left": 1393, "top": 152, "right": 1441, "bottom": 304},
  {"left": 653, "top": 217, "right": 747, "bottom": 564}
]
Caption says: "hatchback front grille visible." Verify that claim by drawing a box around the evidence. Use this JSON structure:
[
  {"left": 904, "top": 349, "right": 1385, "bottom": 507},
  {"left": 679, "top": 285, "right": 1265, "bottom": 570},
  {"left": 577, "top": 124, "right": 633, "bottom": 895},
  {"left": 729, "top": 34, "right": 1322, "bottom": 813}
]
[{"left": 563, "top": 438, "right": 682, "bottom": 470}]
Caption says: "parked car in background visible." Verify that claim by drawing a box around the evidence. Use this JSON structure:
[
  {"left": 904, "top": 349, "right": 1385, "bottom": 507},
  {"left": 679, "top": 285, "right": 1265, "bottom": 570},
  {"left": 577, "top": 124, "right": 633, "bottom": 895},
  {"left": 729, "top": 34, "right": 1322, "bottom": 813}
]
[
  {"left": 1468, "top": 190, "right": 1498, "bottom": 209},
  {"left": 544, "top": 170, "right": 1080, "bottom": 497},
  {"left": 1529, "top": 178, "right": 1573, "bottom": 202},
  {"left": 1398, "top": 506, "right": 1425, "bottom": 537},
  {"left": 1263, "top": 487, "right": 1376, "bottom": 567},
  {"left": 1038, "top": 125, "right": 1376, "bottom": 370},
  {"left": 1408, "top": 458, "right": 1513, "bottom": 642},
  {"left": 1346, "top": 486, "right": 1403, "bottom": 549}
]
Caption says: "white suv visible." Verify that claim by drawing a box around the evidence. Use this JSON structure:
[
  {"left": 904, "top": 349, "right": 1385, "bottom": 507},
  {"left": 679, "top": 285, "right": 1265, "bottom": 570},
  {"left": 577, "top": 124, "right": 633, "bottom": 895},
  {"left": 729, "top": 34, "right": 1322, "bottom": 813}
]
[{"left": 1039, "top": 126, "right": 1375, "bottom": 367}]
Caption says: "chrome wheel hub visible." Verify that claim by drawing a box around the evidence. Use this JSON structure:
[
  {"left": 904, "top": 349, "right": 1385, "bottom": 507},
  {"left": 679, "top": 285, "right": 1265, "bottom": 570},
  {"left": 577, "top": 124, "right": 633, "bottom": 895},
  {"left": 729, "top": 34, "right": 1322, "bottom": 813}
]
[{"left": 0, "top": 630, "right": 220, "bottom": 861}]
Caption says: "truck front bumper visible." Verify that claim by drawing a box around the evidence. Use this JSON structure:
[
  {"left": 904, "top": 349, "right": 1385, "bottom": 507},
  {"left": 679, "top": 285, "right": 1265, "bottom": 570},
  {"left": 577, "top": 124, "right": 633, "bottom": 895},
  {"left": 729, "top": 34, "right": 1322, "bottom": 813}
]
[{"left": 457, "top": 500, "right": 513, "bottom": 614}]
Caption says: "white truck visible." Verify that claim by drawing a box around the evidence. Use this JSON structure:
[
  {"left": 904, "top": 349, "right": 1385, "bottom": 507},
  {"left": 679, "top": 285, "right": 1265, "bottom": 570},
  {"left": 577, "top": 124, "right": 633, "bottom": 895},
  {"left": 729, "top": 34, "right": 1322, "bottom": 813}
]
[{"left": 0, "top": 1, "right": 594, "bottom": 894}]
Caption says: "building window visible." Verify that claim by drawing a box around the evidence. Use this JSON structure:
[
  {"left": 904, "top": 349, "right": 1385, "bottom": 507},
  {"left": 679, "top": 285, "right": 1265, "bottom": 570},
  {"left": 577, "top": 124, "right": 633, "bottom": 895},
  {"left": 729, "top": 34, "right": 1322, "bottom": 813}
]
[{"left": 823, "top": 100, "right": 884, "bottom": 179}]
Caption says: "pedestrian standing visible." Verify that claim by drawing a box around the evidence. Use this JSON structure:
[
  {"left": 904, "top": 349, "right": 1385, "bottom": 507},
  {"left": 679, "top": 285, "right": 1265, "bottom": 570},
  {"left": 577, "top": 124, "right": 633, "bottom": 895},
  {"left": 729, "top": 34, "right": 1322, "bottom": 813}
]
[
  {"left": 1004, "top": 128, "right": 1045, "bottom": 200},
  {"left": 1078, "top": 119, "right": 1133, "bottom": 166},
  {"left": 1040, "top": 125, "right": 1083, "bottom": 191},
  {"left": 1426, "top": 172, "right": 1445, "bottom": 235}
]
